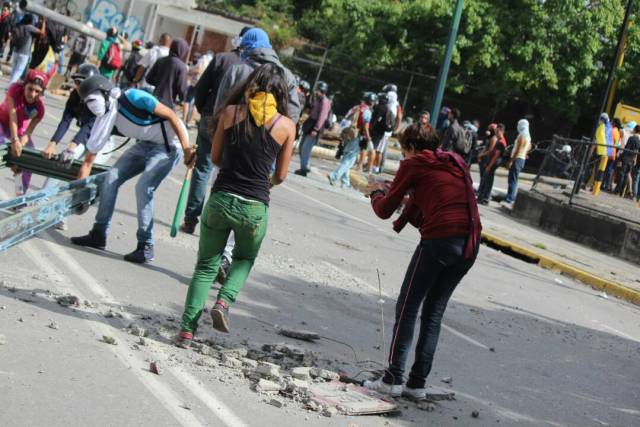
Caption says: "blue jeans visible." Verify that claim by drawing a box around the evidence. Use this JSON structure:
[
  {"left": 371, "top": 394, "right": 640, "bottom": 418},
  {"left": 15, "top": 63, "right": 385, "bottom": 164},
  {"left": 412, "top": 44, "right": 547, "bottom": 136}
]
[
  {"left": 10, "top": 53, "right": 29, "bottom": 84},
  {"left": 184, "top": 118, "right": 215, "bottom": 225},
  {"left": 505, "top": 158, "right": 525, "bottom": 203},
  {"left": 93, "top": 141, "right": 182, "bottom": 245},
  {"left": 329, "top": 138, "right": 359, "bottom": 187},
  {"left": 299, "top": 133, "right": 318, "bottom": 171},
  {"left": 633, "top": 167, "right": 640, "bottom": 201},
  {"left": 383, "top": 237, "right": 474, "bottom": 388}
]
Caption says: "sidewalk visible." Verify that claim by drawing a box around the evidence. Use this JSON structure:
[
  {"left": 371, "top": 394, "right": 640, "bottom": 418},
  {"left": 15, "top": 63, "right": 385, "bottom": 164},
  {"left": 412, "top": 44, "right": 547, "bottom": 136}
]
[{"left": 300, "top": 147, "right": 640, "bottom": 305}]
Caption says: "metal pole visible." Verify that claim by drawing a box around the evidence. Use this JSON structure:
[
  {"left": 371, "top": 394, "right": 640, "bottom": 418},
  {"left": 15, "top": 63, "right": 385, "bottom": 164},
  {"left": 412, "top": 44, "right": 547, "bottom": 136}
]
[
  {"left": 605, "top": 19, "right": 631, "bottom": 115},
  {"left": 312, "top": 47, "right": 329, "bottom": 90},
  {"left": 402, "top": 73, "right": 414, "bottom": 113},
  {"left": 570, "top": 0, "right": 633, "bottom": 201},
  {"left": 430, "top": 0, "right": 464, "bottom": 126},
  {"left": 186, "top": 24, "right": 199, "bottom": 63}
]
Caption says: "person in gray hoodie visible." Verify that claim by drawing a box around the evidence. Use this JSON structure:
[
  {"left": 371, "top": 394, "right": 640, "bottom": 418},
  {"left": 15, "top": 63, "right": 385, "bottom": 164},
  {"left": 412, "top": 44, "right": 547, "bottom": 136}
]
[{"left": 213, "top": 28, "right": 301, "bottom": 123}]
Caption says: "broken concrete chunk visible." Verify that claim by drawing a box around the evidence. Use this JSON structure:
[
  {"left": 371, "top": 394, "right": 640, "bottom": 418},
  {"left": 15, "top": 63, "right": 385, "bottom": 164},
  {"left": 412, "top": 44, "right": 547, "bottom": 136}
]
[
  {"left": 471, "top": 410, "right": 480, "bottom": 418},
  {"left": 47, "top": 321, "right": 59, "bottom": 330},
  {"left": 424, "top": 385, "right": 455, "bottom": 401},
  {"left": 138, "top": 337, "right": 146, "bottom": 346},
  {"left": 195, "top": 358, "right": 219, "bottom": 368},
  {"left": 322, "top": 407, "right": 338, "bottom": 417},
  {"left": 309, "top": 367, "right": 340, "bottom": 381},
  {"left": 104, "top": 309, "right": 123, "bottom": 319},
  {"left": 220, "top": 347, "right": 248, "bottom": 358},
  {"left": 101, "top": 335, "right": 117, "bottom": 345},
  {"left": 255, "top": 379, "right": 284, "bottom": 393},
  {"left": 440, "top": 376, "right": 452, "bottom": 384},
  {"left": 241, "top": 358, "right": 259, "bottom": 369},
  {"left": 221, "top": 354, "right": 243, "bottom": 369},
  {"left": 56, "top": 295, "right": 80, "bottom": 307},
  {"left": 256, "top": 361, "right": 281, "bottom": 378},
  {"left": 150, "top": 361, "right": 162, "bottom": 375},
  {"left": 287, "top": 379, "right": 310, "bottom": 394},
  {"left": 292, "top": 367, "right": 312, "bottom": 381},
  {"left": 278, "top": 328, "right": 321, "bottom": 342},
  {"left": 417, "top": 401, "right": 436, "bottom": 412},
  {"left": 128, "top": 325, "right": 148, "bottom": 337}
]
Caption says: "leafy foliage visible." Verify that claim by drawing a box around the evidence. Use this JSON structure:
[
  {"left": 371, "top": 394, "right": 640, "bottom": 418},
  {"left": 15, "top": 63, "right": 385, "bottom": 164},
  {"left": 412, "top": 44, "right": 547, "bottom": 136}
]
[{"left": 199, "top": 0, "right": 637, "bottom": 135}]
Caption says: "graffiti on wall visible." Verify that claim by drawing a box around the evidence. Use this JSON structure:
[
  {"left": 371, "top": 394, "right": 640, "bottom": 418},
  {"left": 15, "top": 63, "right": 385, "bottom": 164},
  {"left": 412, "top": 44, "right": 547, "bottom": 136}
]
[{"left": 87, "top": 0, "right": 144, "bottom": 41}]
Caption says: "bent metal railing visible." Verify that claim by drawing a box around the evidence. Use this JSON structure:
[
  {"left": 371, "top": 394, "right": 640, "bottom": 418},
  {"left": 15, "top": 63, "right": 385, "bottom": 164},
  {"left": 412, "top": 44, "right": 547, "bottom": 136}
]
[{"left": 0, "top": 144, "right": 110, "bottom": 252}]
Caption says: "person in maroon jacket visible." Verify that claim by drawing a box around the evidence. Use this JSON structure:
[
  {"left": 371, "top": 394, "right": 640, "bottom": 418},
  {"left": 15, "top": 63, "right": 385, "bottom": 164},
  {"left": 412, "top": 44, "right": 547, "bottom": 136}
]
[{"left": 365, "top": 123, "right": 481, "bottom": 400}]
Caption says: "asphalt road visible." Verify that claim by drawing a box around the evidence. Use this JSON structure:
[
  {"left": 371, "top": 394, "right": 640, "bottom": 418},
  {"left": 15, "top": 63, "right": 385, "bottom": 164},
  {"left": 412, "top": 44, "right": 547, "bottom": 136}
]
[{"left": 1, "top": 78, "right": 639, "bottom": 427}]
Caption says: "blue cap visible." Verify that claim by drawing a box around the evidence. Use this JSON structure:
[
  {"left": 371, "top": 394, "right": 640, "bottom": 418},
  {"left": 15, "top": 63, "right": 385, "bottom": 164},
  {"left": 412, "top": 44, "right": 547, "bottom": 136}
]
[{"left": 240, "top": 28, "right": 272, "bottom": 52}]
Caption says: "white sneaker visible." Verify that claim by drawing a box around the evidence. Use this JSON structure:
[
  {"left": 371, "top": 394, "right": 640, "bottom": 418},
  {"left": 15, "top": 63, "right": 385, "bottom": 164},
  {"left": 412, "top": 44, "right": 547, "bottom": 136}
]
[
  {"left": 402, "top": 385, "right": 427, "bottom": 401},
  {"left": 363, "top": 378, "right": 402, "bottom": 397}
]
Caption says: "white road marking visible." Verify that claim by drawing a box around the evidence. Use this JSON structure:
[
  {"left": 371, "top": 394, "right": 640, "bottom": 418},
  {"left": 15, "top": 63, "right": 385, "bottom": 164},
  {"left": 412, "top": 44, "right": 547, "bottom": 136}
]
[
  {"left": 18, "top": 239, "right": 204, "bottom": 427},
  {"left": 169, "top": 366, "right": 248, "bottom": 427},
  {"left": 441, "top": 323, "right": 490, "bottom": 350},
  {"left": 0, "top": 188, "right": 246, "bottom": 427}
]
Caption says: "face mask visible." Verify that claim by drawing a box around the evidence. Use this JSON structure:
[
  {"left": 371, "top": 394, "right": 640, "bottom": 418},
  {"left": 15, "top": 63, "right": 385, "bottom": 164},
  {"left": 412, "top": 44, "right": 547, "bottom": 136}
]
[{"left": 85, "top": 94, "right": 106, "bottom": 117}]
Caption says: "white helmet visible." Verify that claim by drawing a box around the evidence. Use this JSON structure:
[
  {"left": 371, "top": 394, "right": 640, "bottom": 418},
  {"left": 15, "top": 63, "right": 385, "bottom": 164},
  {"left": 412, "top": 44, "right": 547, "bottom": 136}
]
[{"left": 561, "top": 144, "right": 572, "bottom": 154}]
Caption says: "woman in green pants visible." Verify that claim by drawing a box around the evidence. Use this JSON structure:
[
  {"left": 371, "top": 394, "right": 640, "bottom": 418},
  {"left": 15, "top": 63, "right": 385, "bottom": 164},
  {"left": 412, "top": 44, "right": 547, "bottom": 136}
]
[{"left": 177, "top": 63, "right": 296, "bottom": 346}]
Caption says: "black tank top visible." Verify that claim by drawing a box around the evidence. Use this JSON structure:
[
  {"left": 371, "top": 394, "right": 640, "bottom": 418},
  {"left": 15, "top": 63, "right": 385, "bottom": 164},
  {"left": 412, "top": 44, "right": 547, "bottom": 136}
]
[{"left": 213, "top": 109, "right": 283, "bottom": 205}]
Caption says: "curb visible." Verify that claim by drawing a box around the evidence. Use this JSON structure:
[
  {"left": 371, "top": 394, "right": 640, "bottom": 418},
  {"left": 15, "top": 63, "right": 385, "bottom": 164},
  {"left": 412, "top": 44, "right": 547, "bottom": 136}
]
[{"left": 481, "top": 231, "right": 640, "bottom": 306}]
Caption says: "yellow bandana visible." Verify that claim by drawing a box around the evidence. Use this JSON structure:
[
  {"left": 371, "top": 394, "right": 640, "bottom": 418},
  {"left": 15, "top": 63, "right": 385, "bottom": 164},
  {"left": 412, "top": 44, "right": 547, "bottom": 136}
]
[{"left": 248, "top": 92, "right": 278, "bottom": 127}]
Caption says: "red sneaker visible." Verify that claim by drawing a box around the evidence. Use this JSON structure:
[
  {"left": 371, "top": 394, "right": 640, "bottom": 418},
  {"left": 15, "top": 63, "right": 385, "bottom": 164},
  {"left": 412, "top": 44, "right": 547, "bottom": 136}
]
[{"left": 175, "top": 330, "right": 193, "bottom": 348}]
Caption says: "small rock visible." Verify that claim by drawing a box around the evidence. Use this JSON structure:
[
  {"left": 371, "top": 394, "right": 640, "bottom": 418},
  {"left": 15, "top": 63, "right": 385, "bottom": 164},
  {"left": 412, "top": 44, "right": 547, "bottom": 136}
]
[
  {"left": 47, "top": 321, "right": 59, "bottom": 330},
  {"left": 56, "top": 295, "right": 80, "bottom": 307},
  {"left": 0, "top": 334, "right": 6, "bottom": 345},
  {"left": 32, "top": 274, "right": 41, "bottom": 280},
  {"left": 322, "top": 407, "right": 338, "bottom": 418},
  {"left": 309, "top": 367, "right": 339, "bottom": 381},
  {"left": 138, "top": 337, "right": 146, "bottom": 346},
  {"left": 1, "top": 305, "right": 6, "bottom": 310},
  {"left": 472, "top": 410, "right": 480, "bottom": 418},
  {"left": 292, "top": 367, "right": 312, "bottom": 381},
  {"left": 255, "top": 379, "right": 283, "bottom": 393},
  {"left": 104, "top": 310, "right": 122, "bottom": 319},
  {"left": 441, "top": 376, "right": 452, "bottom": 384},
  {"left": 195, "top": 358, "right": 219, "bottom": 368},
  {"left": 241, "top": 358, "right": 258, "bottom": 369},
  {"left": 17, "top": 317, "right": 24, "bottom": 322},
  {"left": 267, "top": 398, "right": 284, "bottom": 408},
  {"left": 128, "top": 325, "right": 148, "bottom": 337},
  {"left": 286, "top": 378, "right": 310, "bottom": 393},
  {"left": 256, "top": 362, "right": 281, "bottom": 378},
  {"left": 417, "top": 402, "right": 435, "bottom": 412},
  {"left": 220, "top": 347, "right": 248, "bottom": 358},
  {"left": 150, "top": 361, "right": 162, "bottom": 375},
  {"left": 101, "top": 335, "right": 117, "bottom": 345},
  {"left": 221, "top": 355, "right": 243, "bottom": 369}
]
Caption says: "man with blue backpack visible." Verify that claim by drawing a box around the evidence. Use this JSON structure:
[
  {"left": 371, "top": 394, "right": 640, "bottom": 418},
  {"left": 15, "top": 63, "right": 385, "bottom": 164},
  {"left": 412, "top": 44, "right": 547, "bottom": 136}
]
[{"left": 70, "top": 74, "right": 195, "bottom": 263}]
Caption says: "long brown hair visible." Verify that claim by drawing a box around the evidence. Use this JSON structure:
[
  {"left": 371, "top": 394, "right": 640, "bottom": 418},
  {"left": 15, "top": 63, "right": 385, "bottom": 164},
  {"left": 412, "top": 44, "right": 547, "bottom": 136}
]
[{"left": 211, "top": 63, "right": 289, "bottom": 144}]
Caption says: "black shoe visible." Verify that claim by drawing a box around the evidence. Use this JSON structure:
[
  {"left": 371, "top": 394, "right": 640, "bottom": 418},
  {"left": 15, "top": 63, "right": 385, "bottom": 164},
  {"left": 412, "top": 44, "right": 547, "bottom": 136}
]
[
  {"left": 294, "top": 169, "right": 307, "bottom": 177},
  {"left": 124, "top": 242, "right": 155, "bottom": 264},
  {"left": 210, "top": 300, "right": 230, "bottom": 333},
  {"left": 70, "top": 229, "right": 106, "bottom": 250},
  {"left": 180, "top": 221, "right": 197, "bottom": 234},
  {"left": 216, "top": 256, "right": 231, "bottom": 284}
]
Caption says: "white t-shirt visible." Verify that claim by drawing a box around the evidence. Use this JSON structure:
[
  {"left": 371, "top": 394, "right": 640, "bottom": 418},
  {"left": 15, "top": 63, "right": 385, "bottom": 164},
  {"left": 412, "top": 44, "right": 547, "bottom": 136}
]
[{"left": 138, "top": 46, "right": 170, "bottom": 90}]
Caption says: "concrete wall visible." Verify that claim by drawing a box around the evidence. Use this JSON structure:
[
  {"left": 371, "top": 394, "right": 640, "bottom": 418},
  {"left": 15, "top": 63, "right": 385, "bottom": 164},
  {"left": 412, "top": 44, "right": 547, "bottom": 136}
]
[{"left": 511, "top": 190, "right": 640, "bottom": 264}]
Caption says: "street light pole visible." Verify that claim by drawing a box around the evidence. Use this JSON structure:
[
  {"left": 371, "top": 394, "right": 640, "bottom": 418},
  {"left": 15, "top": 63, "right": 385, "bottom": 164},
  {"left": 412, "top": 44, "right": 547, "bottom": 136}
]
[{"left": 430, "top": 0, "right": 464, "bottom": 126}]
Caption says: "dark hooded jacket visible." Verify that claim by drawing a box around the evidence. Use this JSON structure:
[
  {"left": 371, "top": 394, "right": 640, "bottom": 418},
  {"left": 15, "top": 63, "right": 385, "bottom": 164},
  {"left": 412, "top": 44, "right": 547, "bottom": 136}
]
[
  {"left": 194, "top": 50, "right": 241, "bottom": 117},
  {"left": 213, "top": 48, "right": 302, "bottom": 123},
  {"left": 146, "top": 38, "right": 189, "bottom": 108},
  {"left": 371, "top": 149, "right": 481, "bottom": 260}
]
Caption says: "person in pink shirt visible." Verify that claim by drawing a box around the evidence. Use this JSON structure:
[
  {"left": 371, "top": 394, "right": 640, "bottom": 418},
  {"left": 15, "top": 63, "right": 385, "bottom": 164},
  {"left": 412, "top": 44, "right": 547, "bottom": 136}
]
[{"left": 0, "top": 69, "right": 47, "bottom": 195}]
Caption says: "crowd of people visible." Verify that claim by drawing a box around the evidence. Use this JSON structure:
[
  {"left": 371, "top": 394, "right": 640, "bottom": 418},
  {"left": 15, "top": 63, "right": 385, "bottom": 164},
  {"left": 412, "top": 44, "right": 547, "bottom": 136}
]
[{"left": 0, "top": 10, "right": 573, "bottom": 403}]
